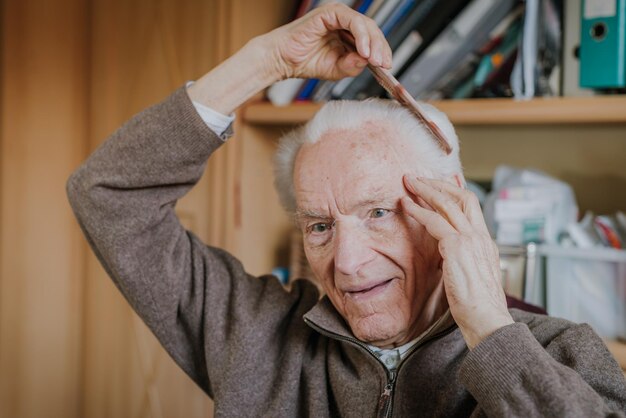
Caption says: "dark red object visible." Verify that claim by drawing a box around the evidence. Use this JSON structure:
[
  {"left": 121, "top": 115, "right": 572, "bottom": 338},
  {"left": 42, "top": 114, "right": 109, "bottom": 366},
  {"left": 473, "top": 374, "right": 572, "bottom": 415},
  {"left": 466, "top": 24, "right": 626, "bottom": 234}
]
[{"left": 506, "top": 295, "right": 547, "bottom": 315}]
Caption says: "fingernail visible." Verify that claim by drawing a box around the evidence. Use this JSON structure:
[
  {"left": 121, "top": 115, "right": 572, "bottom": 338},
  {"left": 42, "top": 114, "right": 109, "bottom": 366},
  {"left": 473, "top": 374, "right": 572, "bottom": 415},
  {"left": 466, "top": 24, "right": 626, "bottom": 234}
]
[
  {"left": 404, "top": 177, "right": 416, "bottom": 192},
  {"left": 361, "top": 43, "right": 370, "bottom": 58},
  {"left": 373, "top": 51, "right": 382, "bottom": 66}
]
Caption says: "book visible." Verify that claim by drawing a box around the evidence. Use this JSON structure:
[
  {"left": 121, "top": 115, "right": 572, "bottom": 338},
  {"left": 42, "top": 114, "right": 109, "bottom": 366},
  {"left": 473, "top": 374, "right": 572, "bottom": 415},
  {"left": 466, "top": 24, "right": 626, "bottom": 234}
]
[
  {"left": 267, "top": 78, "right": 308, "bottom": 106},
  {"left": 379, "top": 0, "right": 417, "bottom": 35},
  {"left": 434, "top": 9, "right": 523, "bottom": 99},
  {"left": 338, "top": 0, "right": 438, "bottom": 99},
  {"left": 398, "top": 0, "right": 516, "bottom": 99},
  {"left": 338, "top": 0, "right": 471, "bottom": 100},
  {"left": 365, "top": 0, "right": 387, "bottom": 17},
  {"left": 294, "top": 79, "right": 320, "bottom": 101},
  {"left": 511, "top": 0, "right": 561, "bottom": 99},
  {"left": 373, "top": 0, "right": 403, "bottom": 25}
]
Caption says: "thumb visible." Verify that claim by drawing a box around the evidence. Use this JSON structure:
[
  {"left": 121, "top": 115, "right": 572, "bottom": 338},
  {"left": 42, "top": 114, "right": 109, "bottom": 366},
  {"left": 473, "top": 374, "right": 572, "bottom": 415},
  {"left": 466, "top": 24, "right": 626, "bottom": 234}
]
[{"left": 335, "top": 51, "right": 368, "bottom": 78}]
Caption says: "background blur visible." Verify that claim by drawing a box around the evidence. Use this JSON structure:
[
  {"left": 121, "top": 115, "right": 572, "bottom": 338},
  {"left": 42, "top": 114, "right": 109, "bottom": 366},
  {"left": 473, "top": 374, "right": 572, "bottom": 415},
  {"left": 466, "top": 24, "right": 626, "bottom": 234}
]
[
  {"left": 0, "top": 0, "right": 293, "bottom": 417},
  {"left": 1, "top": 0, "right": 625, "bottom": 417}
]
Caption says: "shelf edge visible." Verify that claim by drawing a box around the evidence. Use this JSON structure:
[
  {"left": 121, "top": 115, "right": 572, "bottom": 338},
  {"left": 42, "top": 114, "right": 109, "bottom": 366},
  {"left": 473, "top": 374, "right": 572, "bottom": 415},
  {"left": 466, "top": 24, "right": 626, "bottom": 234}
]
[{"left": 243, "top": 96, "right": 626, "bottom": 126}]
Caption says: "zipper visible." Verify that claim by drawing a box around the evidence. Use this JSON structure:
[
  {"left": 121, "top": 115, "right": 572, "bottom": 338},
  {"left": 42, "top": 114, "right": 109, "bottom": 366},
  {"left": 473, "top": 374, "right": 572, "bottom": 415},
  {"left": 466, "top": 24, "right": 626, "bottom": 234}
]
[
  {"left": 394, "top": 323, "right": 458, "bottom": 370},
  {"left": 377, "top": 370, "right": 396, "bottom": 418},
  {"left": 303, "top": 316, "right": 457, "bottom": 418},
  {"left": 303, "top": 317, "right": 388, "bottom": 370},
  {"left": 303, "top": 318, "right": 397, "bottom": 417}
]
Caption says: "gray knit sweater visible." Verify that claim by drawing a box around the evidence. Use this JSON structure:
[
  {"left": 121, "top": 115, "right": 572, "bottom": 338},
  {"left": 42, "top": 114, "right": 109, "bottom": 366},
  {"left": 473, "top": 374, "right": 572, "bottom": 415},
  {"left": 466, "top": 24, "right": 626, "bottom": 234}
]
[{"left": 67, "top": 87, "right": 626, "bottom": 417}]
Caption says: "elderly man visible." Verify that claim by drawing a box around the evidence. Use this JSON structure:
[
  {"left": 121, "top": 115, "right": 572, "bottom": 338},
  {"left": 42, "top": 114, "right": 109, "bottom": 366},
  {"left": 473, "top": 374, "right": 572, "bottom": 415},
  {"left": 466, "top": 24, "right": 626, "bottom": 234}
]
[{"left": 67, "top": 3, "right": 626, "bottom": 417}]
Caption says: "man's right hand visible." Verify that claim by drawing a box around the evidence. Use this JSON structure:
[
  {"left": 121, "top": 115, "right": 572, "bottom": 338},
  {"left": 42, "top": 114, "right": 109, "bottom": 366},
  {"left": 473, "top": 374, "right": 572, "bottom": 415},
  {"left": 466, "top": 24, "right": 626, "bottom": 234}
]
[
  {"left": 188, "top": 3, "right": 392, "bottom": 116},
  {"left": 263, "top": 2, "right": 392, "bottom": 81}
]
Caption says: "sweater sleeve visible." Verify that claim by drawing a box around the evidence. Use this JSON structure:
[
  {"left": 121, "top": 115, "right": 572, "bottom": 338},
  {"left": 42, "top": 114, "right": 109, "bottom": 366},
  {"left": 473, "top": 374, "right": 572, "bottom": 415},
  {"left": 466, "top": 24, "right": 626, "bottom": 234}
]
[
  {"left": 459, "top": 321, "right": 626, "bottom": 417},
  {"left": 66, "top": 86, "right": 319, "bottom": 398}
]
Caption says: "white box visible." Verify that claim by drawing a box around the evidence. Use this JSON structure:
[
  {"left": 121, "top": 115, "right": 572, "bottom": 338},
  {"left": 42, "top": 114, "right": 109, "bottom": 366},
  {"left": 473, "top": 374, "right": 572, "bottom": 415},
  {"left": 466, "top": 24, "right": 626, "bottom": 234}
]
[{"left": 539, "top": 245, "right": 626, "bottom": 340}]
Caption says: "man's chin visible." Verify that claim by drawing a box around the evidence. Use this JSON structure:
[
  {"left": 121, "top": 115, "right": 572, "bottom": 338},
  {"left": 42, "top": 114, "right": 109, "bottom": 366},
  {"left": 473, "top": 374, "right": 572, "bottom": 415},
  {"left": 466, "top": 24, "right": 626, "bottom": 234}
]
[{"left": 349, "top": 314, "right": 405, "bottom": 347}]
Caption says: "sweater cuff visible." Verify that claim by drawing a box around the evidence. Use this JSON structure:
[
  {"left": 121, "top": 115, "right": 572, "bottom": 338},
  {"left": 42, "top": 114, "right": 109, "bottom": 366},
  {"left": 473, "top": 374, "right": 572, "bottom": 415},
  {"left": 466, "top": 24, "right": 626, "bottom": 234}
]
[
  {"left": 459, "top": 322, "right": 545, "bottom": 402},
  {"left": 152, "top": 85, "right": 228, "bottom": 162}
]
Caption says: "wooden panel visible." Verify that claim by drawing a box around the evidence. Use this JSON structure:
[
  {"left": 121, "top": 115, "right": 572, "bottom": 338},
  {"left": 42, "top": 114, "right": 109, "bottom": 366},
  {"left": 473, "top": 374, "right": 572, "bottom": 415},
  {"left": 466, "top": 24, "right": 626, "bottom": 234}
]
[
  {"left": 605, "top": 340, "right": 626, "bottom": 371},
  {"left": 237, "top": 124, "right": 294, "bottom": 276},
  {"left": 0, "top": 0, "right": 88, "bottom": 417},
  {"left": 83, "top": 0, "right": 230, "bottom": 417}
]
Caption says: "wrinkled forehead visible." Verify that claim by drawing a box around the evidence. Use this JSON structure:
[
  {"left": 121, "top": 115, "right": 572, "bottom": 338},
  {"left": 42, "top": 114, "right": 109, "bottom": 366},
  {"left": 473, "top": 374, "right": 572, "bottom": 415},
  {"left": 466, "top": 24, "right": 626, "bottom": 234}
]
[
  {"left": 298, "top": 121, "right": 421, "bottom": 174},
  {"left": 293, "top": 122, "right": 424, "bottom": 210}
]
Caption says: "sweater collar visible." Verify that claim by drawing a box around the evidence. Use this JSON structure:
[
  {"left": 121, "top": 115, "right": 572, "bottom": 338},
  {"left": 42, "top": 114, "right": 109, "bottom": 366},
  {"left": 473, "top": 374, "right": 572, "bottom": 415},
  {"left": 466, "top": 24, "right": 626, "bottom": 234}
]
[{"left": 303, "top": 296, "right": 457, "bottom": 348}]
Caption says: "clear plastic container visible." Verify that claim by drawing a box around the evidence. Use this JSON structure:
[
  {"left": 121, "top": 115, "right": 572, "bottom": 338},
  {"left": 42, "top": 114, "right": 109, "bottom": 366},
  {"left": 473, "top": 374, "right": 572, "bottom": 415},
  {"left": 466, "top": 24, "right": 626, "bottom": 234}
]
[{"left": 539, "top": 245, "right": 626, "bottom": 340}]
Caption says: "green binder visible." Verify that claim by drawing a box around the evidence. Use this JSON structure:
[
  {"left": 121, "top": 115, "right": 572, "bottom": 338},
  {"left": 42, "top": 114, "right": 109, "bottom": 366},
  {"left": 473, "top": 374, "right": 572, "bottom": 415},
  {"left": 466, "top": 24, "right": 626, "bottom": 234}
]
[{"left": 580, "top": 0, "right": 626, "bottom": 88}]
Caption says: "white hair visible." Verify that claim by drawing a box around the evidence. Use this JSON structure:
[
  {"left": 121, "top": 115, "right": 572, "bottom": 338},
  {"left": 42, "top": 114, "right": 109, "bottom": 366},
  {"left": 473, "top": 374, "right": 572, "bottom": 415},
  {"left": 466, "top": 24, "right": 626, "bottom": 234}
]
[{"left": 273, "top": 98, "right": 463, "bottom": 213}]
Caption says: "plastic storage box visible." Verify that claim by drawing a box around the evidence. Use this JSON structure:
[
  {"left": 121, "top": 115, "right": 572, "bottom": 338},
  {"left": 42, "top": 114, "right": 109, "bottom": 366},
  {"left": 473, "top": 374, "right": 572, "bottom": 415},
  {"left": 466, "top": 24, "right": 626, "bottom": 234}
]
[{"left": 540, "top": 245, "right": 626, "bottom": 340}]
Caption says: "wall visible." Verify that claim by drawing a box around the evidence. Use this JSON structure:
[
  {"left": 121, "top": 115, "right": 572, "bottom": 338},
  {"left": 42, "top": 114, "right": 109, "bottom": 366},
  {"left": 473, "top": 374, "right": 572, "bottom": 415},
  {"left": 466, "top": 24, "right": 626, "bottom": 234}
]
[
  {"left": 458, "top": 124, "right": 626, "bottom": 214},
  {"left": 0, "top": 0, "right": 87, "bottom": 416},
  {"left": 0, "top": 0, "right": 247, "bottom": 417}
]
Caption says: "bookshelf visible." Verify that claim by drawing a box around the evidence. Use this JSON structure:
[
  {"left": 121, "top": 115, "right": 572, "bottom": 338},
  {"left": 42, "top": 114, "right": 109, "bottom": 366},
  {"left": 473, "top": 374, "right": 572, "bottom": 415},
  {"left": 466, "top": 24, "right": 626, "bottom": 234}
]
[
  {"left": 226, "top": 0, "right": 626, "bottom": 374},
  {"left": 605, "top": 340, "right": 626, "bottom": 377},
  {"left": 243, "top": 96, "right": 626, "bottom": 125},
  {"left": 239, "top": 92, "right": 626, "bottom": 274},
  {"left": 238, "top": 97, "right": 626, "bottom": 374},
  {"left": 237, "top": 94, "right": 626, "bottom": 273}
]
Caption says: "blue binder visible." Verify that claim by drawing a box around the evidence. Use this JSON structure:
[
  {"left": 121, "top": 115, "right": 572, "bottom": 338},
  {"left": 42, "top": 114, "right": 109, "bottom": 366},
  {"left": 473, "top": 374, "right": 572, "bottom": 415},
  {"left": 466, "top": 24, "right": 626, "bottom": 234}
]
[{"left": 580, "top": 0, "right": 626, "bottom": 88}]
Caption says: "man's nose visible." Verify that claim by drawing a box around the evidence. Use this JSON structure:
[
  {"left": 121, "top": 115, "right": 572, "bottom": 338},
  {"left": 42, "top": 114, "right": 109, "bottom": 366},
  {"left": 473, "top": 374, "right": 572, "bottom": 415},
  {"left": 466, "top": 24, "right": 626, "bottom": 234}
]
[{"left": 334, "top": 222, "right": 376, "bottom": 276}]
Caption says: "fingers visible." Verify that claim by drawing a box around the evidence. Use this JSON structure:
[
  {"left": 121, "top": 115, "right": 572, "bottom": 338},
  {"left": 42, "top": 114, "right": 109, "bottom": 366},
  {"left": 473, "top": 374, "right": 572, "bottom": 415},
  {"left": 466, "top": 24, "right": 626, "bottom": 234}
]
[
  {"left": 401, "top": 196, "right": 456, "bottom": 241},
  {"left": 336, "top": 51, "right": 369, "bottom": 77},
  {"left": 319, "top": 4, "right": 392, "bottom": 68},
  {"left": 403, "top": 176, "right": 474, "bottom": 235},
  {"left": 417, "top": 178, "right": 491, "bottom": 237}
]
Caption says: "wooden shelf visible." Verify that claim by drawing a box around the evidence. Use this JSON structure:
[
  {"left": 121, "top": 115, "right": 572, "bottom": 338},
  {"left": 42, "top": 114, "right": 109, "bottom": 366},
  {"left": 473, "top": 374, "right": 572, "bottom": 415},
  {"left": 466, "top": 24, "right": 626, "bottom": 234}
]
[
  {"left": 243, "top": 96, "right": 626, "bottom": 126},
  {"left": 605, "top": 340, "right": 626, "bottom": 376}
]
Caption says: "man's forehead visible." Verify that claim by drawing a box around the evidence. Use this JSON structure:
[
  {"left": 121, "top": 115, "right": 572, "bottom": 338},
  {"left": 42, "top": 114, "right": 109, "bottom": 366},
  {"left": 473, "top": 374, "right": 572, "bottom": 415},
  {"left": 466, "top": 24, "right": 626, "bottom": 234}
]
[
  {"left": 293, "top": 121, "right": 421, "bottom": 217},
  {"left": 299, "top": 132, "right": 402, "bottom": 175}
]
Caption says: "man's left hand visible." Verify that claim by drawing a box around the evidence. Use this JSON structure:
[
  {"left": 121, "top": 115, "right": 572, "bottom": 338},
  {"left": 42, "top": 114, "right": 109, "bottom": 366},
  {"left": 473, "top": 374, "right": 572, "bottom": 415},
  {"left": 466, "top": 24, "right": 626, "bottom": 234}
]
[{"left": 401, "top": 176, "right": 514, "bottom": 349}]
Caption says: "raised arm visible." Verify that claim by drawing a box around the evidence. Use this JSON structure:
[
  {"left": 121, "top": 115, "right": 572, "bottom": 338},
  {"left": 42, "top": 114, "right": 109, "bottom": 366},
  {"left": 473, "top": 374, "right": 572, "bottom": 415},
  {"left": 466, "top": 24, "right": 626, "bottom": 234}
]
[
  {"left": 187, "top": 2, "right": 392, "bottom": 115},
  {"left": 66, "top": 3, "right": 391, "bottom": 395}
]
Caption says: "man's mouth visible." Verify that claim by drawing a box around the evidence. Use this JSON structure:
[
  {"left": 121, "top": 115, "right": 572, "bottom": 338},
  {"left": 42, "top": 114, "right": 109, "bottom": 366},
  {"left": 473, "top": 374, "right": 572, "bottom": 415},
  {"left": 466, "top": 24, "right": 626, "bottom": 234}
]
[{"left": 345, "top": 278, "right": 395, "bottom": 300}]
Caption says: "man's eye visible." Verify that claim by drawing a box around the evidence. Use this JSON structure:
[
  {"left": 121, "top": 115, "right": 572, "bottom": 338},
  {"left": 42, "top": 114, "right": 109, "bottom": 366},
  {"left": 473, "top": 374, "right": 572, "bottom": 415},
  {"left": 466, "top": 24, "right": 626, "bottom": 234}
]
[
  {"left": 370, "top": 208, "right": 389, "bottom": 219},
  {"left": 310, "top": 223, "right": 331, "bottom": 233}
]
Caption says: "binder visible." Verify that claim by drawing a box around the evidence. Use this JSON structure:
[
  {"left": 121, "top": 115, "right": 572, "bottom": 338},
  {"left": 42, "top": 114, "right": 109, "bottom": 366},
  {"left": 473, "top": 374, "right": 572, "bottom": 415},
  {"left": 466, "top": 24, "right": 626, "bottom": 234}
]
[
  {"left": 337, "top": 0, "right": 444, "bottom": 100},
  {"left": 338, "top": 0, "right": 471, "bottom": 100},
  {"left": 580, "top": 0, "right": 626, "bottom": 88},
  {"left": 399, "top": 0, "right": 516, "bottom": 98},
  {"left": 562, "top": 0, "right": 594, "bottom": 96}
]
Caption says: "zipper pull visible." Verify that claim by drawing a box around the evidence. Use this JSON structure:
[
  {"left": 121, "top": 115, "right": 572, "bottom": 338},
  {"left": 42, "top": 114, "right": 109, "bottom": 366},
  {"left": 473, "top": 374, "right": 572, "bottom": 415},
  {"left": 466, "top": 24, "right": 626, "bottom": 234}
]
[{"left": 377, "top": 383, "right": 393, "bottom": 418}]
